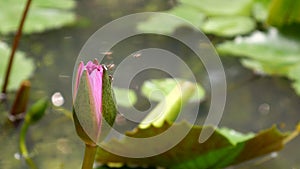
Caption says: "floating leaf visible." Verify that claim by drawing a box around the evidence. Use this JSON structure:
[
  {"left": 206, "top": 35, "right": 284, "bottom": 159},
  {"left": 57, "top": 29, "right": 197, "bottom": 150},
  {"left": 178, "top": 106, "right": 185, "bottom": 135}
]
[
  {"left": 137, "top": 6, "right": 205, "bottom": 34},
  {"left": 0, "top": 41, "right": 35, "bottom": 91},
  {"left": 137, "top": 13, "right": 184, "bottom": 34},
  {"left": 217, "top": 28, "right": 300, "bottom": 95},
  {"left": 141, "top": 78, "right": 205, "bottom": 103},
  {"left": 202, "top": 16, "right": 256, "bottom": 37},
  {"left": 113, "top": 88, "right": 137, "bottom": 107},
  {"left": 137, "top": 0, "right": 256, "bottom": 37},
  {"left": 168, "top": 6, "right": 206, "bottom": 28},
  {"left": 178, "top": 0, "right": 253, "bottom": 16},
  {"left": 96, "top": 121, "right": 295, "bottom": 169},
  {"left": 0, "top": 0, "right": 76, "bottom": 34}
]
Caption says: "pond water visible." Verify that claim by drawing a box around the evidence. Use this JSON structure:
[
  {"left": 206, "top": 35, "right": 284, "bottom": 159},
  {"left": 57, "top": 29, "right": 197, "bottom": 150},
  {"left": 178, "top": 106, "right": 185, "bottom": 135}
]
[{"left": 1, "top": 0, "right": 300, "bottom": 168}]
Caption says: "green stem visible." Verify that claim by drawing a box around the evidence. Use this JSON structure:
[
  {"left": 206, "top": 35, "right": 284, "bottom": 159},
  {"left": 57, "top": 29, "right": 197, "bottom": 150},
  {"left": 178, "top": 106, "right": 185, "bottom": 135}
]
[
  {"left": 19, "top": 122, "right": 38, "bottom": 169},
  {"left": 81, "top": 144, "right": 97, "bottom": 169},
  {"left": 1, "top": 0, "right": 32, "bottom": 94}
]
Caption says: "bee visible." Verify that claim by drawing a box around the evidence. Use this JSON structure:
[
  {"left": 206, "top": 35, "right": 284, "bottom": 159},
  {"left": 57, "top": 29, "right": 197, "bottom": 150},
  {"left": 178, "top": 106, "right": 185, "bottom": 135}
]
[
  {"left": 133, "top": 53, "right": 141, "bottom": 58},
  {"left": 106, "top": 63, "right": 115, "bottom": 70},
  {"left": 101, "top": 51, "right": 113, "bottom": 59}
]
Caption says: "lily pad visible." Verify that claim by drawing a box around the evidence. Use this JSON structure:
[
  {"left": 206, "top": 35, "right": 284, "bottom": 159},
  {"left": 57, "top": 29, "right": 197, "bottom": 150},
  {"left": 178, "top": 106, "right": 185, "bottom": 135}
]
[
  {"left": 137, "top": 13, "right": 186, "bottom": 35},
  {"left": 137, "top": 6, "right": 205, "bottom": 34},
  {"left": 168, "top": 6, "right": 206, "bottom": 28},
  {"left": 96, "top": 121, "right": 297, "bottom": 169},
  {"left": 0, "top": 0, "right": 76, "bottom": 34},
  {"left": 137, "top": 0, "right": 257, "bottom": 37},
  {"left": 113, "top": 88, "right": 137, "bottom": 107},
  {"left": 202, "top": 16, "right": 256, "bottom": 37},
  {"left": 217, "top": 28, "right": 300, "bottom": 95},
  {"left": 96, "top": 78, "right": 297, "bottom": 168},
  {"left": 179, "top": 0, "right": 253, "bottom": 16},
  {"left": 141, "top": 78, "right": 205, "bottom": 103},
  {"left": 0, "top": 41, "right": 35, "bottom": 91}
]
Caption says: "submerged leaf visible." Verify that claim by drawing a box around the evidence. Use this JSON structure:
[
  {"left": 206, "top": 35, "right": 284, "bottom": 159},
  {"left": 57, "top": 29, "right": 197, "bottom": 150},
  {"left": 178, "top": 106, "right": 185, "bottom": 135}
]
[
  {"left": 96, "top": 122, "right": 292, "bottom": 169},
  {"left": 0, "top": 41, "right": 35, "bottom": 91},
  {"left": 0, "top": 0, "right": 76, "bottom": 34}
]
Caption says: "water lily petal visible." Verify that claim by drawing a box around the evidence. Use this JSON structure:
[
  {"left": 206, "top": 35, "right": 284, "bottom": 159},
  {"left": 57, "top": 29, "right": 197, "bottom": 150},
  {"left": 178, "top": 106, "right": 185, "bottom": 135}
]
[
  {"left": 74, "top": 61, "right": 85, "bottom": 99},
  {"left": 88, "top": 65, "right": 103, "bottom": 130}
]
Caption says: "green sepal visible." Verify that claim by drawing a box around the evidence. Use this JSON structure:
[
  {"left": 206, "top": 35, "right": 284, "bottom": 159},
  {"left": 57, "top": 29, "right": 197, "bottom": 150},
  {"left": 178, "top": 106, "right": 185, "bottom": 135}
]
[
  {"left": 99, "top": 66, "right": 117, "bottom": 141},
  {"left": 73, "top": 108, "right": 96, "bottom": 146},
  {"left": 73, "top": 71, "right": 99, "bottom": 146}
]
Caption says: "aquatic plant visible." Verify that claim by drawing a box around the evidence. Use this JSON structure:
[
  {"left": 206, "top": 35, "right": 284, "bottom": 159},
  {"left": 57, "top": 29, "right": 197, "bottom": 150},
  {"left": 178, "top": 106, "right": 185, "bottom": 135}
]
[{"left": 73, "top": 60, "right": 117, "bottom": 169}]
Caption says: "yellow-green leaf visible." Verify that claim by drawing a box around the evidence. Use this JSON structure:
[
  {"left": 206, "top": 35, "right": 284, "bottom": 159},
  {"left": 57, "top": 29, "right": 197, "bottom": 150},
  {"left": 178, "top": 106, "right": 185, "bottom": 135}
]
[{"left": 267, "top": 0, "right": 300, "bottom": 27}]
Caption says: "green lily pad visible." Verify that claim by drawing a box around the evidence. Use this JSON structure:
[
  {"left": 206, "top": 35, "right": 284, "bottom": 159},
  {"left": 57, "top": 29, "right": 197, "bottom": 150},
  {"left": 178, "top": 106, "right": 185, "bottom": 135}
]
[
  {"left": 178, "top": 0, "right": 253, "bottom": 16},
  {"left": 137, "top": 0, "right": 257, "bottom": 37},
  {"left": 0, "top": 41, "right": 35, "bottom": 91},
  {"left": 113, "top": 88, "right": 137, "bottom": 107},
  {"left": 168, "top": 5, "right": 206, "bottom": 28},
  {"left": 202, "top": 16, "right": 256, "bottom": 37},
  {"left": 141, "top": 78, "right": 205, "bottom": 103},
  {"left": 137, "top": 13, "right": 184, "bottom": 35},
  {"left": 137, "top": 6, "right": 205, "bottom": 34},
  {"left": 0, "top": 0, "right": 76, "bottom": 34},
  {"left": 217, "top": 28, "right": 300, "bottom": 95},
  {"left": 96, "top": 121, "right": 296, "bottom": 169}
]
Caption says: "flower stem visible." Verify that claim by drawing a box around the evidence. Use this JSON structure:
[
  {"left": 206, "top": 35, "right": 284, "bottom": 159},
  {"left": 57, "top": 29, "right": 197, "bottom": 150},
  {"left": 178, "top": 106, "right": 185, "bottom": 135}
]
[
  {"left": 81, "top": 144, "right": 97, "bottom": 169},
  {"left": 1, "top": 0, "right": 32, "bottom": 94},
  {"left": 19, "top": 122, "right": 38, "bottom": 169}
]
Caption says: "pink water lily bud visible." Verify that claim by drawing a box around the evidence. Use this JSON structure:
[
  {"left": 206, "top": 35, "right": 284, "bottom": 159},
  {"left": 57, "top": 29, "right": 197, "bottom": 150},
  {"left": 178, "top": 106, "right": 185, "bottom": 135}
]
[{"left": 73, "top": 60, "right": 116, "bottom": 146}]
